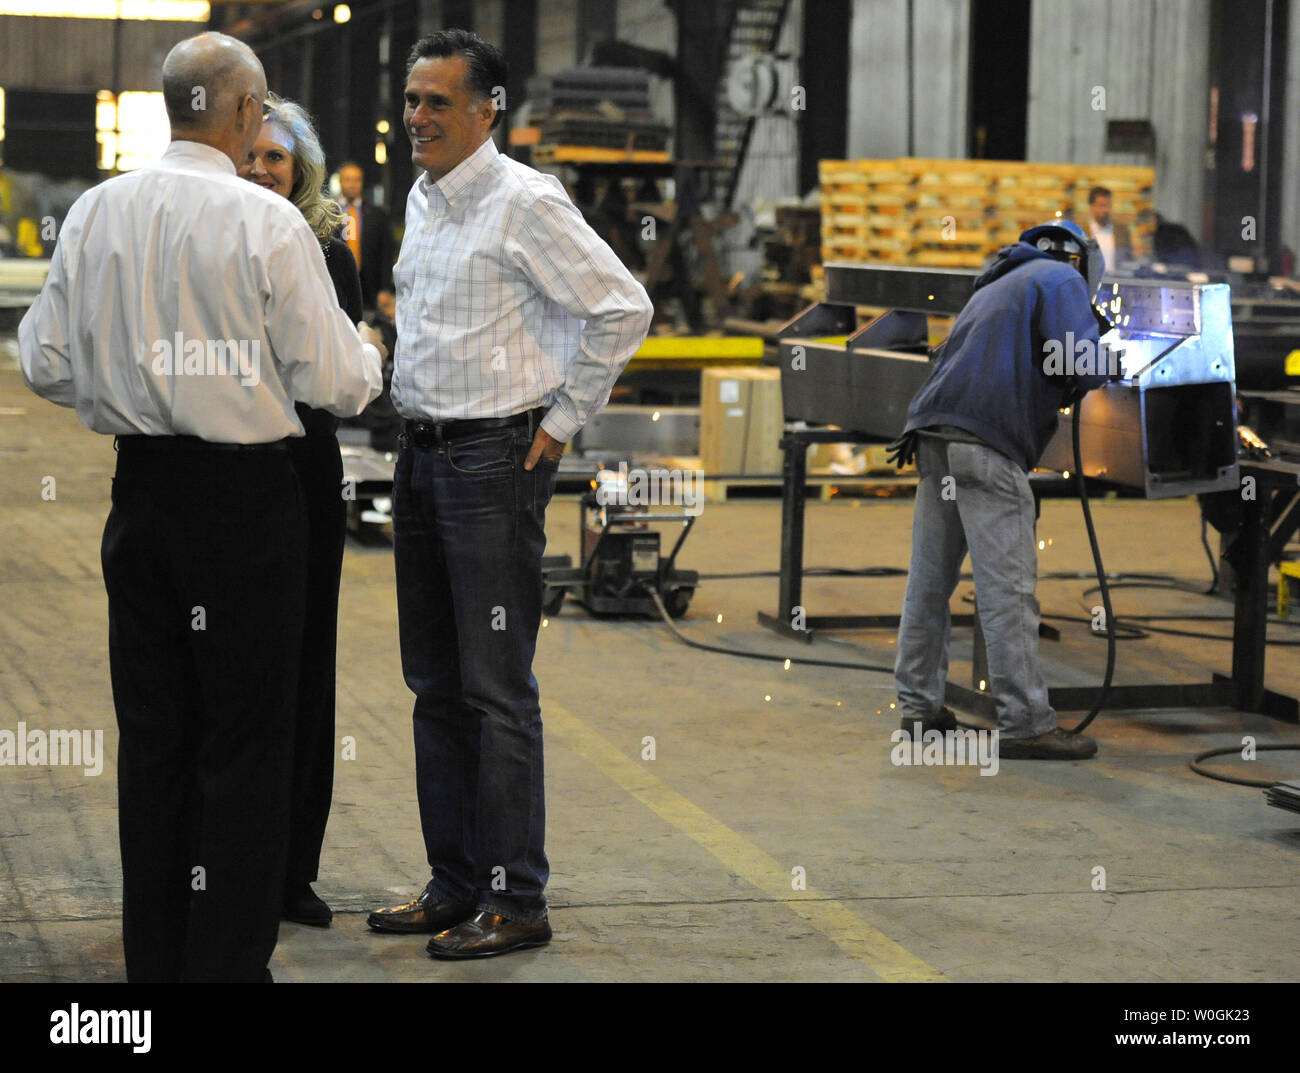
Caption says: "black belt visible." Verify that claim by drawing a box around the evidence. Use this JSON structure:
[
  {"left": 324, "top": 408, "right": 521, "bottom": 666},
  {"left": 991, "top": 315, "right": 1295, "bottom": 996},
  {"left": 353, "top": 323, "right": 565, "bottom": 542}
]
[
  {"left": 402, "top": 407, "right": 546, "bottom": 448},
  {"left": 114, "top": 434, "right": 291, "bottom": 454}
]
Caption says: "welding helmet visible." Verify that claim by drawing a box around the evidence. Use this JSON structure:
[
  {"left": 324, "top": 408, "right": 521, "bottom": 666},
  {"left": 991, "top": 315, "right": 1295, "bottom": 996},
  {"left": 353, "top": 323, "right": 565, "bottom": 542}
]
[{"left": 1020, "top": 219, "right": 1105, "bottom": 296}]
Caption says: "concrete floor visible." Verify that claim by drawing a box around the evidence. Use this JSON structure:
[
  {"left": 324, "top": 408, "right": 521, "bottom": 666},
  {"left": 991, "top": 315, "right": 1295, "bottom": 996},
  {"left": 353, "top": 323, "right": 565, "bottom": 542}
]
[{"left": 2, "top": 353, "right": 1299, "bottom": 983}]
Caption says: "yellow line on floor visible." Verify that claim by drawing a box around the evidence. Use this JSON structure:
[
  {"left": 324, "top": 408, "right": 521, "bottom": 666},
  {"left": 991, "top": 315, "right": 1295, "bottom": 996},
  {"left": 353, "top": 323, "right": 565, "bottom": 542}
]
[{"left": 546, "top": 701, "right": 947, "bottom": 982}]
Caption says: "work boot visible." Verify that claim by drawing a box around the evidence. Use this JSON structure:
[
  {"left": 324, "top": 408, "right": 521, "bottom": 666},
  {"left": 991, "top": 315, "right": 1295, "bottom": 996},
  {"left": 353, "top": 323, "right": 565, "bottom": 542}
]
[
  {"left": 999, "top": 727, "right": 1097, "bottom": 760},
  {"left": 898, "top": 706, "right": 958, "bottom": 735}
]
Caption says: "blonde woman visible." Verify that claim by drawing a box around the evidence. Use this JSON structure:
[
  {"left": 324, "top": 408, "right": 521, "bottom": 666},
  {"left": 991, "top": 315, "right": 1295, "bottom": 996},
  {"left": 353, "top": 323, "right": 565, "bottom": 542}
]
[{"left": 238, "top": 93, "right": 359, "bottom": 928}]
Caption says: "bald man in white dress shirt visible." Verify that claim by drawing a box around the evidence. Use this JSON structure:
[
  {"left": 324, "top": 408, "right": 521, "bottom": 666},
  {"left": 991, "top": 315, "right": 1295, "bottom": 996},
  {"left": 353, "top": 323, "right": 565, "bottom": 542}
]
[{"left": 19, "top": 33, "right": 382, "bottom": 982}]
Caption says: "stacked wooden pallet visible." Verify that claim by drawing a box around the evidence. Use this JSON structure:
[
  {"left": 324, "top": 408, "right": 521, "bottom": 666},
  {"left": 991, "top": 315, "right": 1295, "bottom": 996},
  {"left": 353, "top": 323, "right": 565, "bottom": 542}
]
[
  {"left": 819, "top": 162, "right": 914, "bottom": 264},
  {"left": 819, "top": 158, "right": 1154, "bottom": 268}
]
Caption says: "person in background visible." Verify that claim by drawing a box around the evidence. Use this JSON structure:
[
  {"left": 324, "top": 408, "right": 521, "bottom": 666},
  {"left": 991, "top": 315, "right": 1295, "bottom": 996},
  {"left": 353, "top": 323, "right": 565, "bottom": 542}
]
[
  {"left": 888, "top": 219, "right": 1113, "bottom": 761},
  {"left": 238, "top": 93, "right": 362, "bottom": 930},
  {"left": 366, "top": 29, "right": 652, "bottom": 958},
  {"left": 337, "top": 160, "right": 395, "bottom": 311},
  {"left": 1153, "top": 213, "right": 1202, "bottom": 270},
  {"left": 18, "top": 32, "right": 382, "bottom": 982},
  {"left": 1087, "top": 186, "right": 1132, "bottom": 269}
]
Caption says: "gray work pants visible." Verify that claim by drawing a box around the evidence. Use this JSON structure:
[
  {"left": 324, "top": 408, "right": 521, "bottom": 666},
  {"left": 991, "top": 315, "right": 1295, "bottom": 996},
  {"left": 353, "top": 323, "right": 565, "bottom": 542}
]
[{"left": 894, "top": 434, "right": 1057, "bottom": 739}]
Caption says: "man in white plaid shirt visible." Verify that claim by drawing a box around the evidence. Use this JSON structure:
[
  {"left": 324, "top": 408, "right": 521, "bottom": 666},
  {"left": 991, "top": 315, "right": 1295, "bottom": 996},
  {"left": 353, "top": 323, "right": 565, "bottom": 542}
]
[{"left": 367, "top": 29, "right": 653, "bottom": 959}]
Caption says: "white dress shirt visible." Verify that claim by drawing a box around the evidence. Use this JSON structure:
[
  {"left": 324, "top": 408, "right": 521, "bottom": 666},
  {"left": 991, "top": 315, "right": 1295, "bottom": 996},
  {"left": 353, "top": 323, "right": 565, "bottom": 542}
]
[
  {"left": 20, "top": 140, "right": 382, "bottom": 443},
  {"left": 1090, "top": 221, "right": 1116, "bottom": 273},
  {"left": 391, "top": 137, "right": 653, "bottom": 442}
]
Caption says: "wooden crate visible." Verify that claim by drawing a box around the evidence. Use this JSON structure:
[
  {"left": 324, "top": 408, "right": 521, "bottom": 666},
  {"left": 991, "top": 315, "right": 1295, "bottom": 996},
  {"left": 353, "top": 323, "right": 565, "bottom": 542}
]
[{"left": 819, "top": 157, "right": 1154, "bottom": 268}]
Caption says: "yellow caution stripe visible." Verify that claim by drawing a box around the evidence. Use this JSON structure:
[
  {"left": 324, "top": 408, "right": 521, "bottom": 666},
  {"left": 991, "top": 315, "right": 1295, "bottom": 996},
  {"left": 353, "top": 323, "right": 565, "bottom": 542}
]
[{"left": 547, "top": 701, "right": 948, "bottom": 982}]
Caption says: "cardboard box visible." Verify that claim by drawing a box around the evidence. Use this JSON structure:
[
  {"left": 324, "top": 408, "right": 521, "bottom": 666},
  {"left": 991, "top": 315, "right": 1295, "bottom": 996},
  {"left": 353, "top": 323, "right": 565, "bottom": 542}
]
[{"left": 700, "top": 367, "right": 784, "bottom": 476}]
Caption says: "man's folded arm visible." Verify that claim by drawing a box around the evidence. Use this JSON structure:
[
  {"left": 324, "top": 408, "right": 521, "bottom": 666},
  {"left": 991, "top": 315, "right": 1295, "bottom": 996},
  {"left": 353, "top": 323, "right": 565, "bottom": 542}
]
[
  {"left": 18, "top": 240, "right": 77, "bottom": 407},
  {"left": 515, "top": 192, "right": 653, "bottom": 442},
  {"left": 264, "top": 224, "right": 383, "bottom": 417}
]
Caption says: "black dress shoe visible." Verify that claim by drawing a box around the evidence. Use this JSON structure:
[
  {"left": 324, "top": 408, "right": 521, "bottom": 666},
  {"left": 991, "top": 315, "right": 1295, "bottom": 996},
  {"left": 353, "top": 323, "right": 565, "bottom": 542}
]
[
  {"left": 426, "top": 910, "right": 552, "bottom": 959},
  {"left": 282, "top": 884, "right": 332, "bottom": 927},
  {"left": 367, "top": 883, "right": 475, "bottom": 934}
]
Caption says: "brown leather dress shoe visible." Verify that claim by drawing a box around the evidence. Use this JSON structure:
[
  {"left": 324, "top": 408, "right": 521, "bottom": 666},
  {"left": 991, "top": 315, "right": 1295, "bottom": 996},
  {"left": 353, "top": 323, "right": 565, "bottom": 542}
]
[
  {"left": 426, "top": 910, "right": 552, "bottom": 959},
  {"left": 367, "top": 883, "right": 475, "bottom": 934}
]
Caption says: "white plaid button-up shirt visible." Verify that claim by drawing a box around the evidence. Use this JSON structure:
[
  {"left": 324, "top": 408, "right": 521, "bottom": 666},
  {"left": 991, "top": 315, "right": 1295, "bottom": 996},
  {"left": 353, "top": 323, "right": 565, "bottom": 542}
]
[{"left": 391, "top": 137, "right": 653, "bottom": 442}]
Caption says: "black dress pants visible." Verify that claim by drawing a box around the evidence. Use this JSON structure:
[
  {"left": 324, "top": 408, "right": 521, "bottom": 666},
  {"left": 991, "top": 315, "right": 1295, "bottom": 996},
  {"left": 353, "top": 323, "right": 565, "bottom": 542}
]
[
  {"left": 284, "top": 421, "right": 346, "bottom": 892},
  {"left": 101, "top": 437, "right": 307, "bottom": 982}
]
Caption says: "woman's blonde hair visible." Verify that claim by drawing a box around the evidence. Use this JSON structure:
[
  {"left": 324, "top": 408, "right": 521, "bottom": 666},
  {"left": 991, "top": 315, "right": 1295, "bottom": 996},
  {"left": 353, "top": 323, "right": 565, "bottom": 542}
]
[{"left": 264, "top": 92, "right": 345, "bottom": 243}]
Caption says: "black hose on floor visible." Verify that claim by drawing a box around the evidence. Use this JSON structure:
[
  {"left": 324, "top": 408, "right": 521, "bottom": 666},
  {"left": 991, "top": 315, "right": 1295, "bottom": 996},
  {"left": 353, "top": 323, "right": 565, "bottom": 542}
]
[
  {"left": 647, "top": 589, "right": 897, "bottom": 675},
  {"left": 1189, "top": 744, "right": 1300, "bottom": 787},
  {"left": 1064, "top": 401, "right": 1116, "bottom": 736}
]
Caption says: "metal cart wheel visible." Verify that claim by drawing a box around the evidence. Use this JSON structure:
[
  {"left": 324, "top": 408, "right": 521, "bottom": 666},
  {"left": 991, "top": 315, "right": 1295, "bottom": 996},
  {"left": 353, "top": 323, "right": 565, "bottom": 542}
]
[{"left": 662, "top": 586, "right": 694, "bottom": 619}]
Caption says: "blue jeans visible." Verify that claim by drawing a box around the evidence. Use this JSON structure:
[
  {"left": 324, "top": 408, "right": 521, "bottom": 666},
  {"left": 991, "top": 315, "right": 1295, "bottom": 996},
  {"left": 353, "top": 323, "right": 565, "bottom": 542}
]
[
  {"left": 895, "top": 434, "right": 1057, "bottom": 739},
  {"left": 393, "top": 423, "right": 559, "bottom": 923}
]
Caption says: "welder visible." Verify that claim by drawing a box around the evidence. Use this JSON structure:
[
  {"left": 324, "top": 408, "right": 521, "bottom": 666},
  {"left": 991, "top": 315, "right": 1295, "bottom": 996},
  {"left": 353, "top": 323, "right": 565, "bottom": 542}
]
[{"left": 888, "top": 219, "right": 1114, "bottom": 760}]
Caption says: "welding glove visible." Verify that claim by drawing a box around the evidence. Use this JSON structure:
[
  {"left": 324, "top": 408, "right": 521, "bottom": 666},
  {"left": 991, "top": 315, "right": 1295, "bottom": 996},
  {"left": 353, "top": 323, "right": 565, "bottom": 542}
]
[{"left": 886, "top": 430, "right": 918, "bottom": 469}]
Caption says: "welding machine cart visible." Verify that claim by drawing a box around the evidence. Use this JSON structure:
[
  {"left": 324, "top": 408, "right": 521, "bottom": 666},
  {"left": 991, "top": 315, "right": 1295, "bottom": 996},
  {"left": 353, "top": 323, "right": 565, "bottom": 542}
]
[{"left": 541, "top": 488, "right": 698, "bottom": 619}]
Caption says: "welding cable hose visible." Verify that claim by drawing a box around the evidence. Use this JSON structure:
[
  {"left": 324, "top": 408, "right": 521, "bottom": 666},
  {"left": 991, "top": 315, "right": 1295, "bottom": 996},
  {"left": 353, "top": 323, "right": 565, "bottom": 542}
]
[
  {"left": 1060, "top": 399, "right": 1117, "bottom": 735},
  {"left": 647, "top": 589, "right": 897, "bottom": 674}
]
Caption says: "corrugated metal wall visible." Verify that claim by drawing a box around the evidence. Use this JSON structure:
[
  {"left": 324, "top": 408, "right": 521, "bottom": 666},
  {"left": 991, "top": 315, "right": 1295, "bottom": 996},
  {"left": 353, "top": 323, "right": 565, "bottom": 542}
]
[
  {"left": 537, "top": 0, "right": 579, "bottom": 74},
  {"left": 0, "top": 15, "right": 195, "bottom": 92},
  {"left": 1026, "top": 0, "right": 1210, "bottom": 239},
  {"left": 846, "top": 0, "right": 971, "bottom": 158}
]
